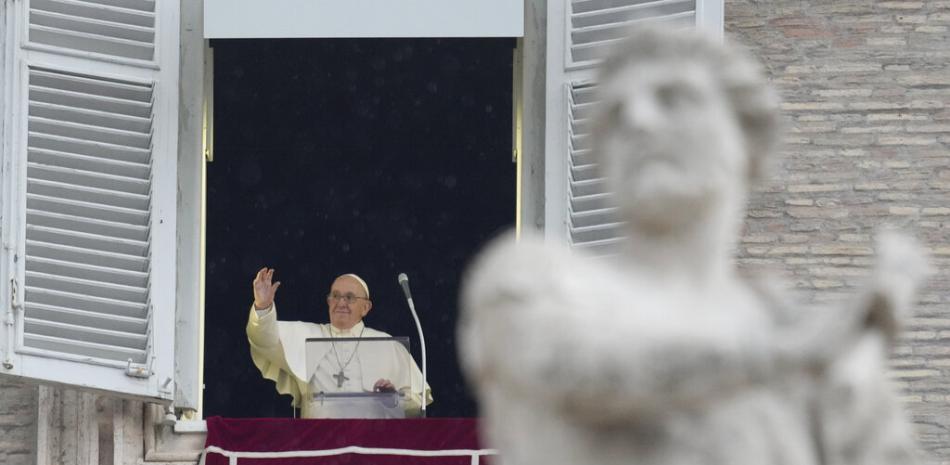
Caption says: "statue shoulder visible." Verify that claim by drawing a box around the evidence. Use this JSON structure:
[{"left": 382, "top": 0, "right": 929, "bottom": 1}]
[{"left": 462, "top": 230, "right": 584, "bottom": 311}]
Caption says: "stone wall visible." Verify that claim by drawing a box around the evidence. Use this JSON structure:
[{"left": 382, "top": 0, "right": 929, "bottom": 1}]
[
  {"left": 0, "top": 379, "right": 36, "bottom": 465},
  {"left": 727, "top": 1, "right": 950, "bottom": 462}
]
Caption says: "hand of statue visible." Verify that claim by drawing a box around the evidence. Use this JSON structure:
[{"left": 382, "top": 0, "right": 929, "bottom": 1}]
[
  {"left": 253, "top": 267, "right": 281, "bottom": 310},
  {"left": 373, "top": 379, "right": 396, "bottom": 393}
]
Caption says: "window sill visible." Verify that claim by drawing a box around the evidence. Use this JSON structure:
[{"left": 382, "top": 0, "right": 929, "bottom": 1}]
[
  {"left": 174, "top": 419, "right": 208, "bottom": 434},
  {"left": 144, "top": 404, "right": 206, "bottom": 463}
]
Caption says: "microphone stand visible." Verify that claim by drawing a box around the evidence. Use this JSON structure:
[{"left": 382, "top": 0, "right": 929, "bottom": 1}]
[{"left": 399, "top": 274, "right": 427, "bottom": 417}]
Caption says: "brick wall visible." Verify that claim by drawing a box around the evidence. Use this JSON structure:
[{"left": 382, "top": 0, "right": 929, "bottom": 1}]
[
  {"left": 727, "top": 1, "right": 950, "bottom": 462},
  {"left": 0, "top": 380, "right": 36, "bottom": 465}
]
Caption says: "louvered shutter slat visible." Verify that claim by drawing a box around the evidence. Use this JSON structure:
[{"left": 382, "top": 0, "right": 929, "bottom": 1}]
[
  {"left": 570, "top": 191, "right": 613, "bottom": 212},
  {"left": 570, "top": 133, "right": 591, "bottom": 152},
  {"left": 30, "top": 101, "right": 152, "bottom": 133},
  {"left": 23, "top": 333, "right": 146, "bottom": 363},
  {"left": 572, "top": 13, "right": 695, "bottom": 56},
  {"left": 32, "top": 0, "right": 155, "bottom": 27},
  {"left": 572, "top": 2, "right": 694, "bottom": 27},
  {"left": 26, "top": 241, "right": 147, "bottom": 277},
  {"left": 27, "top": 224, "right": 148, "bottom": 257},
  {"left": 30, "top": 9, "right": 155, "bottom": 43},
  {"left": 571, "top": 223, "right": 626, "bottom": 243},
  {"left": 570, "top": 178, "right": 608, "bottom": 198},
  {"left": 26, "top": 286, "right": 147, "bottom": 319},
  {"left": 29, "top": 116, "right": 151, "bottom": 149},
  {"left": 571, "top": 116, "right": 592, "bottom": 135},
  {"left": 572, "top": 208, "right": 622, "bottom": 227},
  {"left": 28, "top": 179, "right": 149, "bottom": 211},
  {"left": 30, "top": 133, "right": 151, "bottom": 165},
  {"left": 24, "top": 317, "right": 147, "bottom": 350},
  {"left": 29, "top": 148, "right": 150, "bottom": 179},
  {"left": 26, "top": 271, "right": 147, "bottom": 303},
  {"left": 78, "top": 0, "right": 156, "bottom": 13},
  {"left": 570, "top": 148, "right": 595, "bottom": 167},
  {"left": 27, "top": 256, "right": 148, "bottom": 288},
  {"left": 572, "top": 83, "right": 599, "bottom": 102},
  {"left": 569, "top": 0, "right": 696, "bottom": 66},
  {"left": 29, "top": 24, "right": 154, "bottom": 61},
  {"left": 29, "top": 87, "right": 151, "bottom": 119},
  {"left": 27, "top": 210, "right": 148, "bottom": 242},
  {"left": 31, "top": 69, "right": 153, "bottom": 101},
  {"left": 571, "top": 237, "right": 627, "bottom": 256},
  {"left": 571, "top": 105, "right": 597, "bottom": 121},
  {"left": 572, "top": 12, "right": 694, "bottom": 61},
  {"left": 29, "top": 0, "right": 156, "bottom": 62},
  {"left": 28, "top": 162, "right": 150, "bottom": 195},
  {"left": 24, "top": 302, "right": 147, "bottom": 334},
  {"left": 571, "top": 163, "right": 600, "bottom": 182},
  {"left": 27, "top": 193, "right": 148, "bottom": 224},
  {"left": 573, "top": 0, "right": 659, "bottom": 13}
]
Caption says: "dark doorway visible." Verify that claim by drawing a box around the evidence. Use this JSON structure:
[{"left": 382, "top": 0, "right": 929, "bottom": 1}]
[{"left": 203, "top": 38, "right": 516, "bottom": 418}]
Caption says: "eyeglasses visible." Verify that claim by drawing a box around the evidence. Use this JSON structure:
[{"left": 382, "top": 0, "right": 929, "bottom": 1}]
[{"left": 327, "top": 292, "right": 370, "bottom": 304}]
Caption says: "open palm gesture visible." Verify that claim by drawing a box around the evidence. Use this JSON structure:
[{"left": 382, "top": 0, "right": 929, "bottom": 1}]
[{"left": 253, "top": 267, "right": 281, "bottom": 310}]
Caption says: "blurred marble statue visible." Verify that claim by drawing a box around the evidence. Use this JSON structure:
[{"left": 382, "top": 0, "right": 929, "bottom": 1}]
[{"left": 459, "top": 27, "right": 927, "bottom": 465}]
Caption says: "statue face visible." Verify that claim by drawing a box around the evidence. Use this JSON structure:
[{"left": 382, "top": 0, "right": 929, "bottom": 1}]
[{"left": 595, "top": 60, "right": 747, "bottom": 232}]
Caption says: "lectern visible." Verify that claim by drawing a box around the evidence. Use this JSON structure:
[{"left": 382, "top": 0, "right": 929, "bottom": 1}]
[{"left": 304, "top": 336, "right": 411, "bottom": 419}]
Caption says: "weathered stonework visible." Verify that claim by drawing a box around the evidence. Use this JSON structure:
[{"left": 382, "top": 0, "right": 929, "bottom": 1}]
[
  {"left": 727, "top": 0, "right": 950, "bottom": 461},
  {"left": 0, "top": 380, "right": 36, "bottom": 465}
]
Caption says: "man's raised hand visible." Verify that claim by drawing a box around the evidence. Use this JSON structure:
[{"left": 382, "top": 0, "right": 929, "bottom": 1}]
[{"left": 253, "top": 267, "right": 281, "bottom": 310}]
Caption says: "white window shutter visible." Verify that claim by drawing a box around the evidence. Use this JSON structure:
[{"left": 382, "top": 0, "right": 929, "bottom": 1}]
[
  {"left": 568, "top": 0, "right": 696, "bottom": 67},
  {"left": 566, "top": 81, "right": 626, "bottom": 256},
  {"left": 0, "top": 0, "right": 178, "bottom": 401},
  {"left": 544, "top": 0, "right": 722, "bottom": 253}
]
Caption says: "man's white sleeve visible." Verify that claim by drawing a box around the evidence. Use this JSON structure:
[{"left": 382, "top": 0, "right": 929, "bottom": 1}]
[{"left": 246, "top": 304, "right": 306, "bottom": 406}]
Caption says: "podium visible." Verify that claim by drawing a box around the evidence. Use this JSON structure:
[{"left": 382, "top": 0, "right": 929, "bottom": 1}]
[
  {"left": 304, "top": 336, "right": 412, "bottom": 419},
  {"left": 310, "top": 391, "right": 404, "bottom": 418}
]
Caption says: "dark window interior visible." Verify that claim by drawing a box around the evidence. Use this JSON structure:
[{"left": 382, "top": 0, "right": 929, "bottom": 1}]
[{"left": 203, "top": 38, "right": 516, "bottom": 417}]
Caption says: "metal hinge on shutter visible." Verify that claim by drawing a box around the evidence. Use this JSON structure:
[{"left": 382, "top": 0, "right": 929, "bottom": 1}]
[
  {"left": 3, "top": 274, "right": 22, "bottom": 370},
  {"left": 125, "top": 303, "right": 152, "bottom": 378},
  {"left": 125, "top": 356, "right": 152, "bottom": 377},
  {"left": 4, "top": 236, "right": 23, "bottom": 369}
]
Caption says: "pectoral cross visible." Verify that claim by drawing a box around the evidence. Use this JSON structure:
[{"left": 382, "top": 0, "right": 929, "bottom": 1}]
[{"left": 333, "top": 370, "right": 349, "bottom": 388}]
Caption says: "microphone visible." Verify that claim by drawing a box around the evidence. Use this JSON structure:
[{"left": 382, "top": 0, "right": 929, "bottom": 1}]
[
  {"left": 398, "top": 273, "right": 412, "bottom": 301},
  {"left": 397, "top": 273, "right": 427, "bottom": 417}
]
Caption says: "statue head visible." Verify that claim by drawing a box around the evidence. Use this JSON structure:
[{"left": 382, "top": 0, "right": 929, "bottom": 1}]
[{"left": 591, "top": 27, "right": 780, "bottom": 236}]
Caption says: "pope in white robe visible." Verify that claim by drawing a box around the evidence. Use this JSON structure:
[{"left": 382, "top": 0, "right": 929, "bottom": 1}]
[{"left": 246, "top": 269, "right": 432, "bottom": 418}]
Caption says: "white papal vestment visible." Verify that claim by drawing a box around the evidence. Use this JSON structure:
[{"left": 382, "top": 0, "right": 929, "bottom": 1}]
[{"left": 246, "top": 304, "right": 432, "bottom": 418}]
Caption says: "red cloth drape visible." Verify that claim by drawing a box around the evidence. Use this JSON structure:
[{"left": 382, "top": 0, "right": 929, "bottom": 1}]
[{"left": 203, "top": 417, "right": 490, "bottom": 465}]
